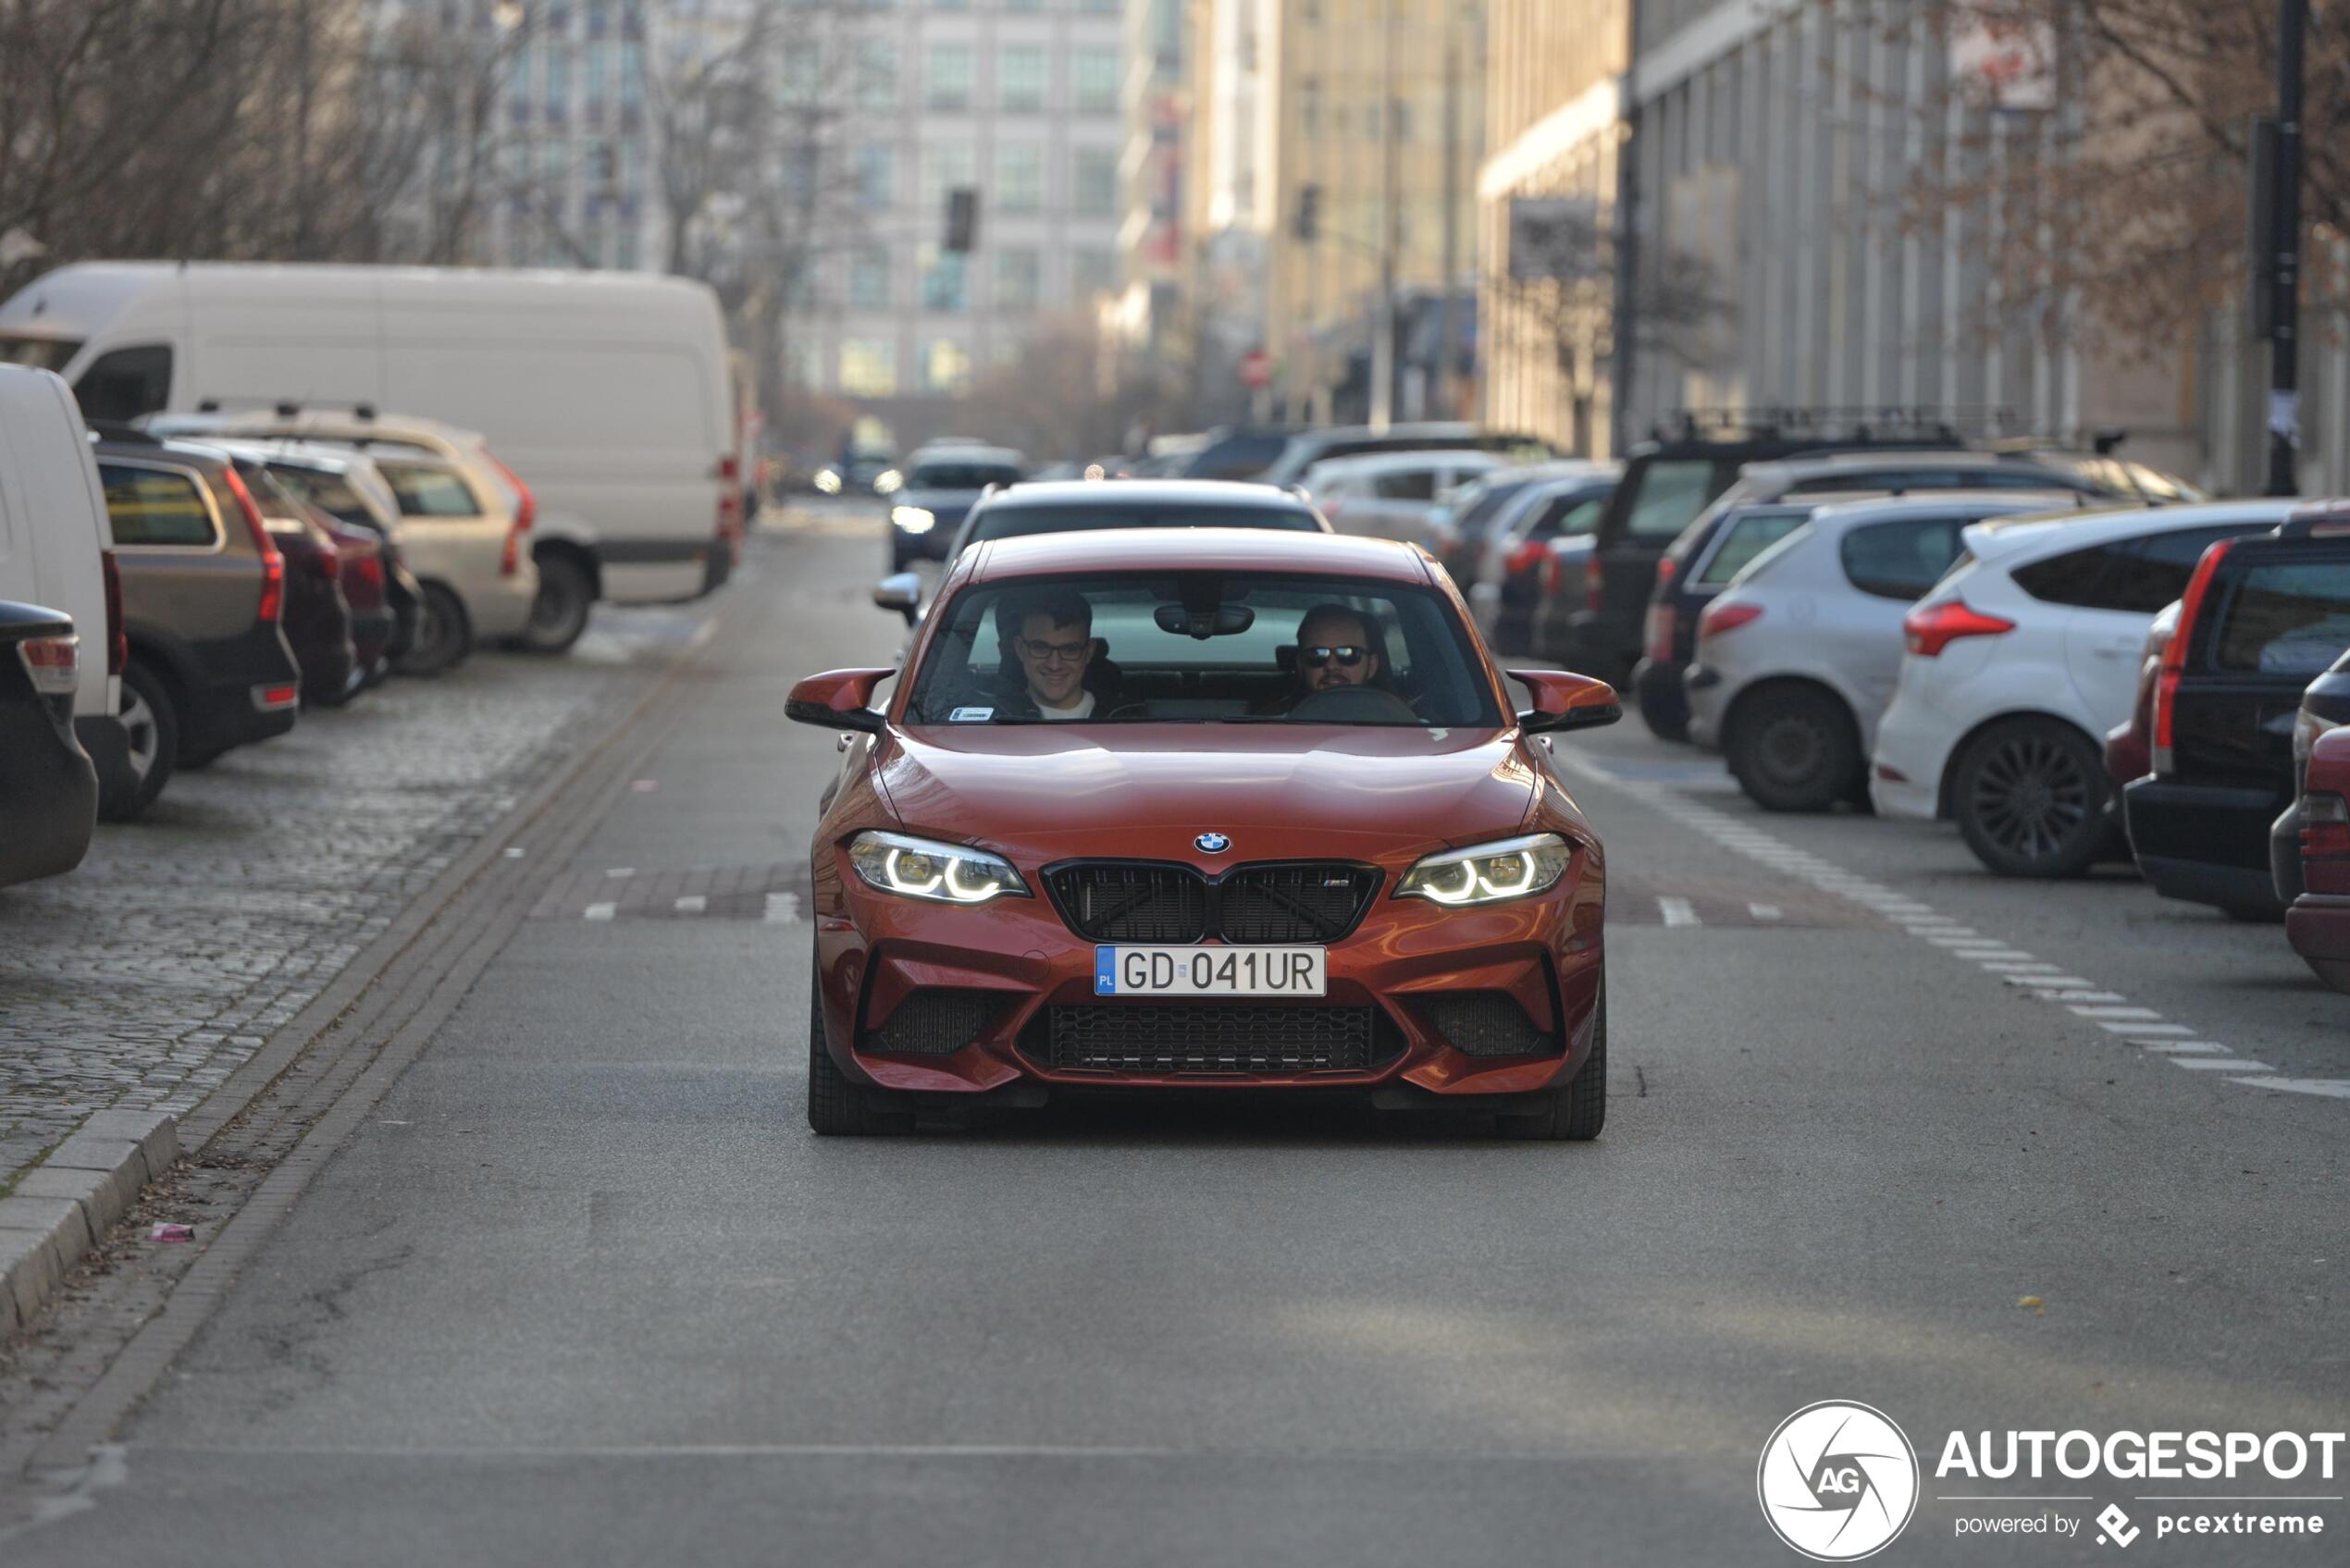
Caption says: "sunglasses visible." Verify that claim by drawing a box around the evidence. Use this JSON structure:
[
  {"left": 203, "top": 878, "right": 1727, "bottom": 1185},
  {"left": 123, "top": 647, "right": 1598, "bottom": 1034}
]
[
  {"left": 1020, "top": 636, "right": 1091, "bottom": 664},
  {"left": 1299, "top": 646, "right": 1367, "bottom": 669}
]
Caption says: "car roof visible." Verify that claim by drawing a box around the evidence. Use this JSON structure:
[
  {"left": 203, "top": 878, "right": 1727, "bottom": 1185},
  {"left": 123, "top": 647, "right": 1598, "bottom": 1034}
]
[
  {"left": 1961, "top": 498, "right": 2303, "bottom": 562},
  {"left": 89, "top": 432, "right": 232, "bottom": 470},
  {"left": 185, "top": 436, "right": 389, "bottom": 475},
  {"left": 972, "top": 479, "right": 1313, "bottom": 512},
  {"left": 155, "top": 409, "right": 487, "bottom": 447},
  {"left": 909, "top": 445, "right": 1023, "bottom": 467},
  {"left": 969, "top": 527, "right": 1430, "bottom": 585},
  {"left": 1796, "top": 490, "right": 2085, "bottom": 534},
  {"left": 1305, "top": 448, "right": 1505, "bottom": 475},
  {"left": 1738, "top": 450, "right": 2030, "bottom": 484}
]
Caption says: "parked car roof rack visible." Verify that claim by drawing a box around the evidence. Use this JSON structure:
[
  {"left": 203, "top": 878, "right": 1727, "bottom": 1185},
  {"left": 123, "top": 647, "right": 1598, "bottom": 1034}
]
[
  {"left": 2280, "top": 500, "right": 2350, "bottom": 540},
  {"left": 192, "top": 397, "right": 379, "bottom": 421},
  {"left": 1654, "top": 405, "right": 2020, "bottom": 446},
  {"left": 83, "top": 421, "right": 162, "bottom": 445}
]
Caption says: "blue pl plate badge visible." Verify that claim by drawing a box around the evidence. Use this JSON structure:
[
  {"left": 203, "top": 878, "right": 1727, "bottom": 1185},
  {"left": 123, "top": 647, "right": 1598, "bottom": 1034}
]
[{"left": 1095, "top": 948, "right": 1118, "bottom": 994}]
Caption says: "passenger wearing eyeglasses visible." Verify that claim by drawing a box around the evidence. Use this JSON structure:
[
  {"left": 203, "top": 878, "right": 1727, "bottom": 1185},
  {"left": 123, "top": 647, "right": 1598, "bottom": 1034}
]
[{"left": 997, "top": 588, "right": 1114, "bottom": 720}]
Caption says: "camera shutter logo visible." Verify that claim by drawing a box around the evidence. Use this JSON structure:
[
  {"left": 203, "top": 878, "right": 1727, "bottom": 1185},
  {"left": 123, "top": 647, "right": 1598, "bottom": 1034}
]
[{"left": 1757, "top": 1401, "right": 1920, "bottom": 1561}]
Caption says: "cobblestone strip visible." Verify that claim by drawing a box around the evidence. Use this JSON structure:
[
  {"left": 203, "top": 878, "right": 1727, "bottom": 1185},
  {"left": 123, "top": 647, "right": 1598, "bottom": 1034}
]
[{"left": 0, "top": 636, "right": 675, "bottom": 1188}]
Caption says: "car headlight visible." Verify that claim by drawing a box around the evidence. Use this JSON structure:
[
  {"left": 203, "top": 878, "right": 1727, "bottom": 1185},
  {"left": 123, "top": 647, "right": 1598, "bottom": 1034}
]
[
  {"left": 847, "top": 830, "right": 1028, "bottom": 904},
  {"left": 814, "top": 467, "right": 843, "bottom": 494},
  {"left": 1396, "top": 832, "right": 1574, "bottom": 907},
  {"left": 874, "top": 468, "right": 903, "bottom": 494},
  {"left": 891, "top": 505, "right": 935, "bottom": 534}
]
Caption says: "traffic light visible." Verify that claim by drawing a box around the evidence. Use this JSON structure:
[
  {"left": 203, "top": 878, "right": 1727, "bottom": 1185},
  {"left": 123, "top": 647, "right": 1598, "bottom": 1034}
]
[
  {"left": 945, "top": 188, "right": 979, "bottom": 253},
  {"left": 1293, "top": 183, "right": 1321, "bottom": 243}
]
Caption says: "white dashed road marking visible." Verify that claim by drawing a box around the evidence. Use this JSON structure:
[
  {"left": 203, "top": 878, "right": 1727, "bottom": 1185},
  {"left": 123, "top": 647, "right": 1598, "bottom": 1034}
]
[
  {"left": 1556, "top": 750, "right": 2344, "bottom": 1109},
  {"left": 765, "top": 892, "right": 802, "bottom": 925},
  {"left": 674, "top": 895, "right": 706, "bottom": 914},
  {"left": 1749, "top": 903, "right": 1783, "bottom": 921},
  {"left": 584, "top": 902, "right": 616, "bottom": 922}
]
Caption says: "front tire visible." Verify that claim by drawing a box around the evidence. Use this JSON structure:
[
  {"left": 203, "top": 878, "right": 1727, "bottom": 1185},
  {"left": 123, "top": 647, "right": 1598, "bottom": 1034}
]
[
  {"left": 517, "top": 552, "right": 593, "bottom": 654},
  {"left": 807, "top": 954, "right": 911, "bottom": 1136},
  {"left": 1951, "top": 717, "right": 2109, "bottom": 879},
  {"left": 98, "top": 661, "right": 178, "bottom": 821},
  {"left": 1496, "top": 982, "right": 1607, "bottom": 1141},
  {"left": 1727, "top": 685, "right": 1862, "bottom": 812},
  {"left": 396, "top": 583, "right": 472, "bottom": 677}
]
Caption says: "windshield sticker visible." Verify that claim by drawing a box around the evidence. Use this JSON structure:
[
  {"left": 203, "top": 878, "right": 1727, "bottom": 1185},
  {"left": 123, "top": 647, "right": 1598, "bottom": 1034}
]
[{"left": 949, "top": 706, "right": 996, "bottom": 722}]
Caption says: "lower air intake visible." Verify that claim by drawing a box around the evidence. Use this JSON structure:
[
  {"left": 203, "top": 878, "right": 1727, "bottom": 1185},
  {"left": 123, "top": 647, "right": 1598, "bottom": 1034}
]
[
  {"left": 1422, "top": 992, "right": 1553, "bottom": 1058},
  {"left": 865, "top": 990, "right": 1002, "bottom": 1056},
  {"left": 1044, "top": 1004, "right": 1379, "bottom": 1073}
]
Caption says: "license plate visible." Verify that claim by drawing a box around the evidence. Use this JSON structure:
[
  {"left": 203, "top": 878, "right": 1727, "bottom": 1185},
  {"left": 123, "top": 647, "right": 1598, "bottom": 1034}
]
[{"left": 1094, "top": 945, "right": 1327, "bottom": 997}]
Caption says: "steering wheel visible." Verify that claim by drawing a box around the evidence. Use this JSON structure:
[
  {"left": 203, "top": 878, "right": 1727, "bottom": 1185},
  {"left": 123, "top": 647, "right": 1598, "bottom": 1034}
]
[{"left": 1285, "top": 684, "right": 1420, "bottom": 722}]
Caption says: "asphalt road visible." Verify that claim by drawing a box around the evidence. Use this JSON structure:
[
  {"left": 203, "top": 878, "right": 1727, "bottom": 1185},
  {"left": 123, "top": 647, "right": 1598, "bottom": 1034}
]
[{"left": 4, "top": 524, "right": 2345, "bottom": 1565}]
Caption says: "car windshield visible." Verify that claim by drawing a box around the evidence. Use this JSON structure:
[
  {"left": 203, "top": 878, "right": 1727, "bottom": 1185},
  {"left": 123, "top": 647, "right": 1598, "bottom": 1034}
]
[
  {"left": 965, "top": 502, "right": 1319, "bottom": 547},
  {"left": 911, "top": 463, "right": 1021, "bottom": 490},
  {"left": 1623, "top": 458, "right": 1722, "bottom": 540},
  {"left": 374, "top": 459, "right": 483, "bottom": 517},
  {"left": 0, "top": 334, "right": 82, "bottom": 373},
  {"left": 905, "top": 572, "right": 1502, "bottom": 728}
]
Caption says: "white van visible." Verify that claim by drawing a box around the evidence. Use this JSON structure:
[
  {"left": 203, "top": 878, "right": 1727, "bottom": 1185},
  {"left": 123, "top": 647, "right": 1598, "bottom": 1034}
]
[
  {"left": 0, "top": 263, "right": 740, "bottom": 611},
  {"left": 0, "top": 365, "right": 129, "bottom": 808}
]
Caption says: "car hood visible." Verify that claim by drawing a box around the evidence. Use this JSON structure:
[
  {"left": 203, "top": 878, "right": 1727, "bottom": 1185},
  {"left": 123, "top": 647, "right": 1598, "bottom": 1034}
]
[{"left": 876, "top": 724, "right": 1540, "bottom": 858}]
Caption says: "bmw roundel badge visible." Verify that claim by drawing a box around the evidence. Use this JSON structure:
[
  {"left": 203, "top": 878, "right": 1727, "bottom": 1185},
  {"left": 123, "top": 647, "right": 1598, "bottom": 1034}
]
[{"left": 1194, "top": 832, "right": 1231, "bottom": 855}]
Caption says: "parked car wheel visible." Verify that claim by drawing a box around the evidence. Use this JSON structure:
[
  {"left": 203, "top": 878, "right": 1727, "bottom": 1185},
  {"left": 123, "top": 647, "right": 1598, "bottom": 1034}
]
[
  {"left": 397, "top": 583, "right": 472, "bottom": 677},
  {"left": 98, "top": 661, "right": 179, "bottom": 822},
  {"left": 517, "top": 552, "right": 593, "bottom": 655},
  {"left": 1727, "top": 685, "right": 1862, "bottom": 812},
  {"left": 1637, "top": 684, "right": 1691, "bottom": 744},
  {"left": 1495, "top": 981, "right": 1606, "bottom": 1142},
  {"left": 1952, "top": 717, "right": 2111, "bottom": 879},
  {"left": 806, "top": 953, "right": 912, "bottom": 1137}
]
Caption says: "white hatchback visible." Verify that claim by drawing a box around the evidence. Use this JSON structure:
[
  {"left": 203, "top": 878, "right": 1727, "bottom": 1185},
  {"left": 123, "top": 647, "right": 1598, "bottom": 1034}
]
[
  {"left": 1871, "top": 500, "right": 2295, "bottom": 876},
  {"left": 1299, "top": 451, "right": 1508, "bottom": 546},
  {"left": 1686, "top": 492, "right": 2083, "bottom": 811}
]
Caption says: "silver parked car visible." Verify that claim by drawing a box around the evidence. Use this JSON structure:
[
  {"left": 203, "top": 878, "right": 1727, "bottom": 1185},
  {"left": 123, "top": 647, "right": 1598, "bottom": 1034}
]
[{"left": 1684, "top": 491, "right": 2084, "bottom": 811}]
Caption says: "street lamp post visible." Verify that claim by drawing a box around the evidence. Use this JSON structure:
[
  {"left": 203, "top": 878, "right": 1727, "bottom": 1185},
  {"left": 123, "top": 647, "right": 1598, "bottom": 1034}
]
[
  {"left": 2264, "top": 0, "right": 2307, "bottom": 497},
  {"left": 1369, "top": 0, "right": 1399, "bottom": 434}
]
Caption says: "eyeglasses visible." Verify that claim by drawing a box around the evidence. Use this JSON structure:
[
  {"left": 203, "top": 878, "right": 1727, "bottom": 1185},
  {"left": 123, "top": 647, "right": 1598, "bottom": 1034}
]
[
  {"left": 1020, "top": 636, "right": 1091, "bottom": 664},
  {"left": 1299, "top": 645, "right": 1366, "bottom": 669}
]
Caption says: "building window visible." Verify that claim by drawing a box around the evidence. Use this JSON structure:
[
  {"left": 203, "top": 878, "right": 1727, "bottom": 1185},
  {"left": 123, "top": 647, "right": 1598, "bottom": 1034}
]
[
  {"left": 925, "top": 43, "right": 974, "bottom": 110},
  {"left": 920, "top": 245, "right": 969, "bottom": 312},
  {"left": 998, "top": 44, "right": 1046, "bottom": 112},
  {"left": 1070, "top": 245, "right": 1116, "bottom": 300},
  {"left": 618, "top": 41, "right": 642, "bottom": 107},
  {"left": 857, "top": 41, "right": 897, "bottom": 110},
  {"left": 847, "top": 244, "right": 892, "bottom": 310},
  {"left": 842, "top": 339, "right": 897, "bottom": 398},
  {"left": 1071, "top": 46, "right": 1119, "bottom": 114},
  {"left": 855, "top": 142, "right": 895, "bottom": 208},
  {"left": 1072, "top": 147, "right": 1118, "bottom": 216},
  {"left": 921, "top": 142, "right": 977, "bottom": 211},
  {"left": 925, "top": 340, "right": 972, "bottom": 394},
  {"left": 995, "top": 144, "right": 1043, "bottom": 213},
  {"left": 996, "top": 246, "right": 1042, "bottom": 313}
]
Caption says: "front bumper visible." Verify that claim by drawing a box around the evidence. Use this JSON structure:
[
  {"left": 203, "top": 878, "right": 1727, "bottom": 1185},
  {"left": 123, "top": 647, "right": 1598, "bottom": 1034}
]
[
  {"left": 0, "top": 698, "right": 97, "bottom": 888},
  {"left": 813, "top": 852, "right": 1605, "bottom": 1103},
  {"left": 2287, "top": 894, "right": 2350, "bottom": 994},
  {"left": 1683, "top": 664, "right": 1727, "bottom": 750}
]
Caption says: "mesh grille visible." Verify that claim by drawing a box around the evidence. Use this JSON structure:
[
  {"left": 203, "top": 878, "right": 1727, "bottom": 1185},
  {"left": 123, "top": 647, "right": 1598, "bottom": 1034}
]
[
  {"left": 1045, "top": 861, "right": 1378, "bottom": 945},
  {"left": 1422, "top": 992, "right": 1552, "bottom": 1058},
  {"left": 1218, "top": 865, "right": 1382, "bottom": 943},
  {"left": 866, "top": 990, "right": 1001, "bottom": 1056},
  {"left": 1046, "top": 863, "right": 1207, "bottom": 943},
  {"left": 1044, "top": 1004, "right": 1379, "bottom": 1073}
]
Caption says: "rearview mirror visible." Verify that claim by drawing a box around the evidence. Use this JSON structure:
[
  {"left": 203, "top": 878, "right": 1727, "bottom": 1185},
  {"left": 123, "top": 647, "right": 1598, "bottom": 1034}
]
[
  {"left": 786, "top": 667, "right": 897, "bottom": 735},
  {"left": 1506, "top": 669, "right": 1622, "bottom": 735},
  {"left": 872, "top": 572, "right": 922, "bottom": 624}
]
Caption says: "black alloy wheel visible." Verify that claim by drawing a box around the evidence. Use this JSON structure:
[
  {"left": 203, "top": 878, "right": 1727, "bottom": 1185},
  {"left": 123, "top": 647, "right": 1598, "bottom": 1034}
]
[
  {"left": 396, "top": 583, "right": 472, "bottom": 677},
  {"left": 1728, "top": 685, "right": 1862, "bottom": 813},
  {"left": 1952, "top": 717, "right": 2110, "bottom": 879},
  {"left": 517, "top": 552, "right": 593, "bottom": 654}
]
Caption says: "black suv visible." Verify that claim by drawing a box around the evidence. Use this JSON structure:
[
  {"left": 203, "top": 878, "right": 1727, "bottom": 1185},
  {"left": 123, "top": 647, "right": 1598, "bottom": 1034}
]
[
  {"left": 2125, "top": 510, "right": 2350, "bottom": 918},
  {"left": 90, "top": 433, "right": 303, "bottom": 815}
]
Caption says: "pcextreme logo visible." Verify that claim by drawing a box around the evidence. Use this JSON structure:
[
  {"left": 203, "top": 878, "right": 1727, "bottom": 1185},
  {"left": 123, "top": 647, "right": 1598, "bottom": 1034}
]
[{"left": 1758, "top": 1401, "right": 1923, "bottom": 1561}]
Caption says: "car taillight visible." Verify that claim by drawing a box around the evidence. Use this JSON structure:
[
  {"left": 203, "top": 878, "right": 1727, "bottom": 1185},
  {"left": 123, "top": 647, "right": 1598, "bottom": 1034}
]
[
  {"left": 714, "top": 453, "right": 744, "bottom": 543},
  {"left": 307, "top": 538, "right": 341, "bottom": 581},
  {"left": 18, "top": 633, "right": 80, "bottom": 697},
  {"left": 101, "top": 548, "right": 124, "bottom": 677},
  {"left": 352, "top": 552, "right": 386, "bottom": 594},
  {"left": 1643, "top": 601, "right": 1677, "bottom": 661},
  {"left": 487, "top": 451, "right": 537, "bottom": 578},
  {"left": 219, "top": 465, "right": 284, "bottom": 623},
  {"left": 1505, "top": 538, "right": 1546, "bottom": 576},
  {"left": 1585, "top": 554, "right": 1604, "bottom": 613},
  {"left": 1698, "top": 600, "right": 1762, "bottom": 639},
  {"left": 1543, "top": 549, "right": 1566, "bottom": 597},
  {"left": 1902, "top": 600, "right": 2016, "bottom": 657},
  {"left": 2305, "top": 793, "right": 2350, "bottom": 894},
  {"left": 2152, "top": 537, "right": 2237, "bottom": 775}
]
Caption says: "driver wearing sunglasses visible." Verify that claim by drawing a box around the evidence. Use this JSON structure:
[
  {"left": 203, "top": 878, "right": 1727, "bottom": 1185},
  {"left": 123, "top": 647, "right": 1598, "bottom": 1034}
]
[{"left": 1286, "top": 603, "right": 1383, "bottom": 698}]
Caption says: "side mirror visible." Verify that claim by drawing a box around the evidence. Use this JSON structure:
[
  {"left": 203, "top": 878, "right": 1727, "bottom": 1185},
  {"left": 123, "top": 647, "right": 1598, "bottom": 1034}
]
[
  {"left": 872, "top": 572, "right": 922, "bottom": 625},
  {"left": 786, "top": 667, "right": 897, "bottom": 735},
  {"left": 1507, "top": 669, "right": 1622, "bottom": 735}
]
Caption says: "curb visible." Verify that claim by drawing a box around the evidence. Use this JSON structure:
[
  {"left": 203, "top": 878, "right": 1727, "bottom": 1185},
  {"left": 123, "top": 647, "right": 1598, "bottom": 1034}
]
[{"left": 0, "top": 1111, "right": 178, "bottom": 1335}]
